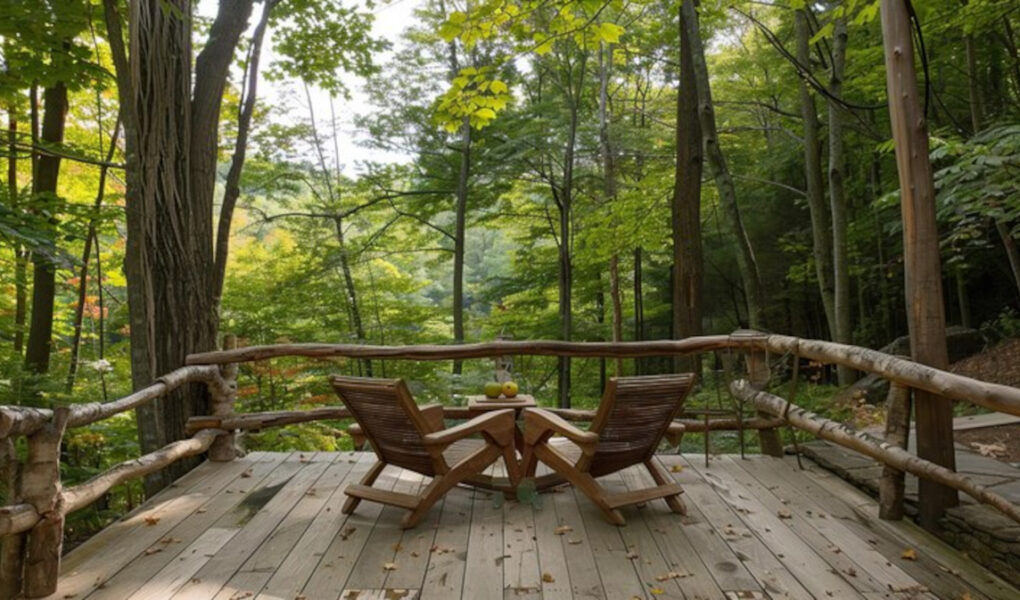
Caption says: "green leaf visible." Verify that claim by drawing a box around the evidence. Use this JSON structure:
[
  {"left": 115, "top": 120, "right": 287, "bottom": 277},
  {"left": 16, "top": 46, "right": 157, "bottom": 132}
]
[
  {"left": 490, "top": 80, "right": 508, "bottom": 94},
  {"left": 809, "top": 22, "right": 834, "bottom": 46}
]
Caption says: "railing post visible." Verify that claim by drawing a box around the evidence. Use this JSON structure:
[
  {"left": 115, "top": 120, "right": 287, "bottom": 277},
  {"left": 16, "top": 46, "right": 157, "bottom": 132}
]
[
  {"left": 21, "top": 407, "right": 68, "bottom": 598},
  {"left": 0, "top": 435, "right": 25, "bottom": 598},
  {"left": 737, "top": 331, "right": 784, "bottom": 457},
  {"left": 208, "top": 334, "right": 239, "bottom": 462},
  {"left": 879, "top": 383, "right": 912, "bottom": 520}
]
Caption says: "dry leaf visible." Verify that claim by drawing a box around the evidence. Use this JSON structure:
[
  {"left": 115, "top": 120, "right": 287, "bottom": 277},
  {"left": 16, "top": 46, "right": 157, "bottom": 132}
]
[
  {"left": 655, "top": 571, "right": 690, "bottom": 581},
  {"left": 554, "top": 525, "right": 573, "bottom": 535},
  {"left": 777, "top": 510, "right": 792, "bottom": 519},
  {"left": 240, "top": 468, "right": 253, "bottom": 478},
  {"left": 900, "top": 548, "right": 918, "bottom": 561},
  {"left": 542, "top": 572, "right": 555, "bottom": 583},
  {"left": 410, "top": 551, "right": 420, "bottom": 558},
  {"left": 973, "top": 442, "right": 1006, "bottom": 458},
  {"left": 382, "top": 562, "right": 397, "bottom": 571},
  {"left": 567, "top": 539, "right": 582, "bottom": 545},
  {"left": 143, "top": 547, "right": 162, "bottom": 556},
  {"left": 340, "top": 526, "right": 356, "bottom": 540},
  {"left": 144, "top": 516, "right": 160, "bottom": 526},
  {"left": 626, "top": 550, "right": 639, "bottom": 560},
  {"left": 650, "top": 588, "right": 665, "bottom": 596},
  {"left": 670, "top": 464, "right": 684, "bottom": 473},
  {"left": 196, "top": 508, "right": 207, "bottom": 514}
]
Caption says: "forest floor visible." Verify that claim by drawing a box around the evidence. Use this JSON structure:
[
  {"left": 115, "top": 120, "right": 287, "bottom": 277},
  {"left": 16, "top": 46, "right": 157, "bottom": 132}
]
[{"left": 948, "top": 336, "right": 1020, "bottom": 463}]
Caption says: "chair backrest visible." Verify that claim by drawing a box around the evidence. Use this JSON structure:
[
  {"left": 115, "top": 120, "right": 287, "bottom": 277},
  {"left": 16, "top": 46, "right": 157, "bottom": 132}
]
[
  {"left": 587, "top": 373, "right": 695, "bottom": 477},
  {"left": 330, "top": 376, "right": 439, "bottom": 476}
]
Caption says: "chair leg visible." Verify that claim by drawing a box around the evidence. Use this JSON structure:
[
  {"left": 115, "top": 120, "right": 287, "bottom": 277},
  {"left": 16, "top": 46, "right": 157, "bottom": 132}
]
[
  {"left": 503, "top": 445, "right": 523, "bottom": 487},
  {"left": 401, "top": 445, "right": 502, "bottom": 528},
  {"left": 645, "top": 458, "right": 686, "bottom": 515},
  {"left": 343, "top": 460, "right": 386, "bottom": 515},
  {"left": 535, "top": 445, "right": 625, "bottom": 526}
]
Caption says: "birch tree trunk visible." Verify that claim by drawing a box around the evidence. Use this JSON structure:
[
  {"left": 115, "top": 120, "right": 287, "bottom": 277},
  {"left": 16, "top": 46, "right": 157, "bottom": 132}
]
[{"left": 681, "top": 0, "right": 765, "bottom": 329}]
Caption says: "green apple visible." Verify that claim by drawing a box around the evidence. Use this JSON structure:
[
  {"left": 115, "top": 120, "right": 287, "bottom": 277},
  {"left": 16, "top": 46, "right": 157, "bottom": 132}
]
[{"left": 484, "top": 381, "right": 503, "bottom": 398}]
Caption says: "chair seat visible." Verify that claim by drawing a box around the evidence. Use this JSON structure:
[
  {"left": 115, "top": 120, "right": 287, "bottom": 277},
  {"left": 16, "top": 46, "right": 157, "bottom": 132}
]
[{"left": 443, "top": 438, "right": 486, "bottom": 465}]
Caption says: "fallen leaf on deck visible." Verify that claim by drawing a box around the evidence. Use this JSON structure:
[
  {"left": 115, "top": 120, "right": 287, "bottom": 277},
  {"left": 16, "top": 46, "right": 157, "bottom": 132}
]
[
  {"left": 900, "top": 548, "right": 917, "bottom": 561},
  {"left": 196, "top": 508, "right": 207, "bottom": 514},
  {"left": 144, "top": 516, "right": 160, "bottom": 526},
  {"left": 670, "top": 464, "right": 684, "bottom": 473},
  {"left": 626, "top": 550, "right": 639, "bottom": 560},
  {"left": 655, "top": 571, "right": 690, "bottom": 581},
  {"left": 143, "top": 547, "right": 162, "bottom": 556},
  {"left": 650, "top": 588, "right": 665, "bottom": 595},
  {"left": 567, "top": 539, "right": 582, "bottom": 545},
  {"left": 382, "top": 562, "right": 397, "bottom": 571},
  {"left": 972, "top": 442, "right": 1006, "bottom": 458},
  {"left": 777, "top": 510, "right": 792, "bottom": 519},
  {"left": 554, "top": 525, "right": 573, "bottom": 535},
  {"left": 340, "top": 526, "right": 356, "bottom": 540},
  {"left": 392, "top": 542, "right": 403, "bottom": 552},
  {"left": 240, "top": 468, "right": 253, "bottom": 478},
  {"left": 542, "top": 572, "right": 555, "bottom": 583},
  {"left": 410, "top": 551, "right": 419, "bottom": 557}
]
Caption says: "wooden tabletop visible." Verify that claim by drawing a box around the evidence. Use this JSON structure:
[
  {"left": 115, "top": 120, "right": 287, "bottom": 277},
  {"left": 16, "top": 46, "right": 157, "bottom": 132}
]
[{"left": 466, "top": 394, "right": 536, "bottom": 410}]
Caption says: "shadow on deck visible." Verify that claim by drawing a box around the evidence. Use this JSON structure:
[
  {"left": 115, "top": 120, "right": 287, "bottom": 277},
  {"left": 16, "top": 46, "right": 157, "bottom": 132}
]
[{"left": 51, "top": 452, "right": 1017, "bottom": 600}]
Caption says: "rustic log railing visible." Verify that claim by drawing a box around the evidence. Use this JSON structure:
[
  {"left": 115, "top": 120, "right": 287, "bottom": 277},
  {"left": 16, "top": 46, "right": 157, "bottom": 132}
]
[{"left": 2, "top": 329, "right": 1019, "bottom": 598}]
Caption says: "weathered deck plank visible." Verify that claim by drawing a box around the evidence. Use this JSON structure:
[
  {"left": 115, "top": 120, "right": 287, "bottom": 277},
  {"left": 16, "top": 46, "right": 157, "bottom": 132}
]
[{"left": 52, "top": 452, "right": 1017, "bottom": 600}]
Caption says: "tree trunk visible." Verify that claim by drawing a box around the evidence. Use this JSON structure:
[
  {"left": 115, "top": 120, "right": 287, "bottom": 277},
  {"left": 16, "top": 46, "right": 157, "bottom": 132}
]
[
  {"left": 24, "top": 82, "right": 69, "bottom": 375},
  {"left": 556, "top": 53, "right": 584, "bottom": 409},
  {"left": 7, "top": 107, "right": 28, "bottom": 356},
  {"left": 880, "top": 0, "right": 958, "bottom": 530},
  {"left": 334, "top": 217, "right": 371, "bottom": 376},
  {"left": 672, "top": 2, "right": 704, "bottom": 376},
  {"left": 214, "top": 0, "right": 275, "bottom": 307},
  {"left": 964, "top": 33, "right": 985, "bottom": 133},
  {"left": 681, "top": 0, "right": 765, "bottom": 329},
  {"left": 796, "top": 10, "right": 836, "bottom": 340},
  {"left": 610, "top": 254, "right": 623, "bottom": 376},
  {"left": 827, "top": 17, "right": 853, "bottom": 386},
  {"left": 633, "top": 246, "right": 644, "bottom": 374},
  {"left": 452, "top": 117, "right": 471, "bottom": 374},
  {"left": 104, "top": 0, "right": 253, "bottom": 494},
  {"left": 996, "top": 220, "right": 1020, "bottom": 304}
]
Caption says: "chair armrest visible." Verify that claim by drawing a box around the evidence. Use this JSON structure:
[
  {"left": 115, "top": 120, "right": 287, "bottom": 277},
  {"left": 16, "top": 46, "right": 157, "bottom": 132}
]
[
  {"left": 422, "top": 409, "right": 515, "bottom": 448},
  {"left": 523, "top": 408, "right": 598, "bottom": 454},
  {"left": 420, "top": 403, "right": 445, "bottom": 433}
]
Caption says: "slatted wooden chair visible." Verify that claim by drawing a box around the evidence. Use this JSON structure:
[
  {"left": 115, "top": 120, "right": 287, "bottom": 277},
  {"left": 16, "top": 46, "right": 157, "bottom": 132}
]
[
  {"left": 331, "top": 375, "right": 522, "bottom": 528},
  {"left": 521, "top": 373, "right": 695, "bottom": 525}
]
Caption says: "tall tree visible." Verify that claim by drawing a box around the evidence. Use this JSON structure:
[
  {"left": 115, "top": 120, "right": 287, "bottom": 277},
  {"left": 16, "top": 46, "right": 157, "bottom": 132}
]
[
  {"left": 672, "top": 0, "right": 704, "bottom": 373},
  {"left": 880, "top": 0, "right": 957, "bottom": 530},
  {"left": 23, "top": 81, "right": 68, "bottom": 374},
  {"left": 827, "top": 15, "right": 854, "bottom": 384},
  {"left": 795, "top": 9, "right": 836, "bottom": 340},
  {"left": 681, "top": 0, "right": 765, "bottom": 329}
]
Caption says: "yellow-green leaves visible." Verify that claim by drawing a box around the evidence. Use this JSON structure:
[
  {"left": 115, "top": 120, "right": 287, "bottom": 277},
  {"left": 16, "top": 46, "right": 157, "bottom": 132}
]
[{"left": 435, "top": 66, "right": 512, "bottom": 131}]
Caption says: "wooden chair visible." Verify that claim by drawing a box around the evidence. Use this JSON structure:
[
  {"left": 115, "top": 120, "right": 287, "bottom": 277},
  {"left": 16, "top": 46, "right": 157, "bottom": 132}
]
[
  {"left": 521, "top": 373, "right": 695, "bottom": 525},
  {"left": 331, "top": 375, "right": 522, "bottom": 528}
]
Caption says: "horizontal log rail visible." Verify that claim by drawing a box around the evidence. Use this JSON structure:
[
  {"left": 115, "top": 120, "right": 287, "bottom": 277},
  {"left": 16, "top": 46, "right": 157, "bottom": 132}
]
[
  {"left": 0, "top": 365, "right": 224, "bottom": 439},
  {"left": 184, "top": 332, "right": 1020, "bottom": 417},
  {"left": 733, "top": 380, "right": 1020, "bottom": 525}
]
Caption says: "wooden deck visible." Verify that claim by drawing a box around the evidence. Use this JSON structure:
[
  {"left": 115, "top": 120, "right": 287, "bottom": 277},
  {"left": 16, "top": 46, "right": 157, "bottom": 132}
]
[{"left": 50, "top": 452, "right": 1018, "bottom": 600}]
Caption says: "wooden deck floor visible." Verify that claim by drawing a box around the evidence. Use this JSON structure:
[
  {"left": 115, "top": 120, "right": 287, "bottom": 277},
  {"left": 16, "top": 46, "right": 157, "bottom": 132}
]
[{"left": 50, "top": 452, "right": 1018, "bottom": 600}]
